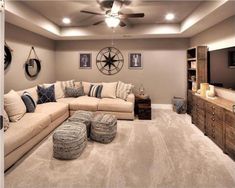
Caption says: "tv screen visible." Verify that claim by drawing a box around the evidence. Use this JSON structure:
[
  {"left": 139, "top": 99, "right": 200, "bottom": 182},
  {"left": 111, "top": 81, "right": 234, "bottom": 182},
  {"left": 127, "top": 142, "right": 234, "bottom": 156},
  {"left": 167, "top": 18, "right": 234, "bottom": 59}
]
[{"left": 209, "top": 47, "right": 235, "bottom": 90}]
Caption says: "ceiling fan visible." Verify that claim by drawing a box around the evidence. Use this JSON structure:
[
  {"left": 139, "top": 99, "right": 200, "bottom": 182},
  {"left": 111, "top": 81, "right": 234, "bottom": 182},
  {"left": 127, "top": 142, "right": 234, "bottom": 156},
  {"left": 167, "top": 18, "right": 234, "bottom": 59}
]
[{"left": 80, "top": 0, "right": 145, "bottom": 28}]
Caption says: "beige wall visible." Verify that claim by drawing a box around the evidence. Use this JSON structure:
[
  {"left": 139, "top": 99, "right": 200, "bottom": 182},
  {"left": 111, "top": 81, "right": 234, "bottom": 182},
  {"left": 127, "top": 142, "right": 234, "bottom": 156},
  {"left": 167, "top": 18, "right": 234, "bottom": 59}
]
[
  {"left": 4, "top": 23, "right": 56, "bottom": 93},
  {"left": 190, "top": 15, "right": 235, "bottom": 102},
  {"left": 190, "top": 16, "right": 235, "bottom": 51},
  {"left": 55, "top": 39, "right": 189, "bottom": 104}
]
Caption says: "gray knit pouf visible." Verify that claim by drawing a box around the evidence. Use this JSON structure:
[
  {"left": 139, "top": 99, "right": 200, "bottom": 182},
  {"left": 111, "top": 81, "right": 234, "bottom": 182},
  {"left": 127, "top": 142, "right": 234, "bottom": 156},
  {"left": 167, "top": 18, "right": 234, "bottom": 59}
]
[
  {"left": 53, "top": 121, "right": 87, "bottom": 160},
  {"left": 90, "top": 114, "right": 117, "bottom": 144},
  {"left": 68, "top": 110, "right": 94, "bottom": 137}
]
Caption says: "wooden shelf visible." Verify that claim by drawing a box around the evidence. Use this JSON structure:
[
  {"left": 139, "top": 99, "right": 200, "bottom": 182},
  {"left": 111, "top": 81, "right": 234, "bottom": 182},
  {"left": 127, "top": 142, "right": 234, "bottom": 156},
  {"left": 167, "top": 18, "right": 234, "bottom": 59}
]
[
  {"left": 188, "top": 68, "right": 196, "bottom": 71},
  {"left": 187, "top": 58, "right": 196, "bottom": 61},
  {"left": 187, "top": 46, "right": 207, "bottom": 91}
]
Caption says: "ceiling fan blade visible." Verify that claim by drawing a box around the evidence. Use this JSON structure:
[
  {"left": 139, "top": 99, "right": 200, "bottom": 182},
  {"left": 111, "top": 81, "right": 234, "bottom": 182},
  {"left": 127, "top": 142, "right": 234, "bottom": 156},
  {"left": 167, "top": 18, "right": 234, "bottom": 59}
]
[
  {"left": 80, "top": 10, "right": 104, "bottom": 16},
  {"left": 111, "top": 0, "right": 122, "bottom": 14},
  {"left": 120, "top": 13, "right": 145, "bottom": 18},
  {"left": 119, "top": 21, "right": 127, "bottom": 27},
  {"left": 93, "top": 20, "right": 105, "bottom": 26}
]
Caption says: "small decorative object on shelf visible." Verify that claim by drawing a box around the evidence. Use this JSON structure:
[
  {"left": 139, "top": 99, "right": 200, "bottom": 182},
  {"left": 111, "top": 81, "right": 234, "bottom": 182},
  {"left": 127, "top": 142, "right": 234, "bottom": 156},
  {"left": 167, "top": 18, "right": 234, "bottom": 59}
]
[
  {"left": 135, "top": 84, "right": 149, "bottom": 99},
  {"left": 191, "top": 76, "right": 197, "bottom": 92},
  {"left": 200, "top": 83, "right": 209, "bottom": 97},
  {"left": 135, "top": 96, "right": 151, "bottom": 120},
  {"left": 206, "top": 85, "right": 216, "bottom": 98},
  {"left": 190, "top": 61, "right": 197, "bottom": 69}
]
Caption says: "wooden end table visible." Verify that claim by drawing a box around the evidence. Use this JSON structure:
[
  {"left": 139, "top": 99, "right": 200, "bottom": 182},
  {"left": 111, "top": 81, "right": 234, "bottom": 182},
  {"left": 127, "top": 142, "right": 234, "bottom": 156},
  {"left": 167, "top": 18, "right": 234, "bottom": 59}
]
[{"left": 135, "top": 97, "right": 152, "bottom": 120}]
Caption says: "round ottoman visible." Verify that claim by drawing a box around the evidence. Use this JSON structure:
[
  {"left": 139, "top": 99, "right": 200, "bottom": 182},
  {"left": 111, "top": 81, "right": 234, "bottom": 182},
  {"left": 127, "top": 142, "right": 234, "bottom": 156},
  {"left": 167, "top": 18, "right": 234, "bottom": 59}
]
[
  {"left": 68, "top": 110, "right": 94, "bottom": 137},
  {"left": 90, "top": 114, "right": 117, "bottom": 144},
  {"left": 53, "top": 121, "right": 87, "bottom": 160}
]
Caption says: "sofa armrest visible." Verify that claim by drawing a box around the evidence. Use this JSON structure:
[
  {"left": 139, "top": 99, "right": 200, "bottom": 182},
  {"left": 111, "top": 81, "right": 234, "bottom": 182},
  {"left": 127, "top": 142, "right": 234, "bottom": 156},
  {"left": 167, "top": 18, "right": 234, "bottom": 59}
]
[{"left": 126, "top": 93, "right": 135, "bottom": 104}]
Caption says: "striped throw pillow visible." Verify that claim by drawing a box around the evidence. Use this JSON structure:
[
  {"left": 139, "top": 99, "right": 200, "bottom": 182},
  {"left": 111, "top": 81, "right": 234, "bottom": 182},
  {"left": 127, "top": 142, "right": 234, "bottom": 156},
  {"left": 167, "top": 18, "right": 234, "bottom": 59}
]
[
  {"left": 21, "top": 91, "right": 37, "bottom": 113},
  {"left": 88, "top": 85, "right": 103, "bottom": 98},
  {"left": 116, "top": 81, "right": 133, "bottom": 100},
  {"left": 61, "top": 80, "right": 75, "bottom": 91}
]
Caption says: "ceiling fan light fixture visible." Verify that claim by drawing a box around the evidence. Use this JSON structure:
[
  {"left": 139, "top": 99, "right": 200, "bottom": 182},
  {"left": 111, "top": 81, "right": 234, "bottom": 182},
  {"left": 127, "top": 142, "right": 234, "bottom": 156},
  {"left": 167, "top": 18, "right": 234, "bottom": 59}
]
[
  {"left": 105, "top": 16, "right": 120, "bottom": 28},
  {"left": 62, "top": 17, "right": 71, "bottom": 24},
  {"left": 165, "top": 13, "right": 175, "bottom": 21}
]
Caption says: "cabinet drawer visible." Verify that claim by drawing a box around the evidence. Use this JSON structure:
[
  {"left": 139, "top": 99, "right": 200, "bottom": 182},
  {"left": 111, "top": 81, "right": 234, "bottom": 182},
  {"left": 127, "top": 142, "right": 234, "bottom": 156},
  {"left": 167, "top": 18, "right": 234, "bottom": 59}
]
[
  {"left": 206, "top": 113, "right": 222, "bottom": 123},
  {"left": 196, "top": 97, "right": 205, "bottom": 109},
  {"left": 225, "top": 111, "right": 235, "bottom": 128},
  {"left": 225, "top": 125, "right": 235, "bottom": 159},
  {"left": 206, "top": 102, "right": 223, "bottom": 121}
]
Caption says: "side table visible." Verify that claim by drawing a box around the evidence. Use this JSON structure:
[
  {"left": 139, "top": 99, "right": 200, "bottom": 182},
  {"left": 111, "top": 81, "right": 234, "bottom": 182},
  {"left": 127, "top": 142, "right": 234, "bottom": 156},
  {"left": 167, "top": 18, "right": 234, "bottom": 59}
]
[{"left": 135, "top": 97, "right": 152, "bottom": 120}]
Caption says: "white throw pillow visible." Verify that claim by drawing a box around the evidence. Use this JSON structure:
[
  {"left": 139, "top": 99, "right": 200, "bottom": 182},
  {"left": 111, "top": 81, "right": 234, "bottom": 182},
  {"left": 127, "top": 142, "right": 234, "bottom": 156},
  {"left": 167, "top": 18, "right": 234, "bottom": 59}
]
[
  {"left": 3, "top": 109, "right": 10, "bottom": 131},
  {"left": 4, "top": 90, "right": 26, "bottom": 122},
  {"left": 101, "top": 82, "right": 117, "bottom": 99},
  {"left": 44, "top": 82, "right": 64, "bottom": 99},
  {"left": 116, "top": 81, "right": 133, "bottom": 100}
]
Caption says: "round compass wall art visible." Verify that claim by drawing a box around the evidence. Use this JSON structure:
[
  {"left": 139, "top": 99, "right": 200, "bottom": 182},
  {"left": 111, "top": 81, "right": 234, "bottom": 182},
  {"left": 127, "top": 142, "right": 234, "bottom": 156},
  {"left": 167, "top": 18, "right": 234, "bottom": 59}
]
[{"left": 96, "top": 47, "right": 124, "bottom": 75}]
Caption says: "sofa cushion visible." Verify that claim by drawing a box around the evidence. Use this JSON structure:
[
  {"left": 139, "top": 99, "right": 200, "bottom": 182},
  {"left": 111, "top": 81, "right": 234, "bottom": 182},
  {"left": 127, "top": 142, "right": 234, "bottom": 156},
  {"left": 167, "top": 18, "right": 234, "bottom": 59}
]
[
  {"left": 35, "top": 102, "right": 68, "bottom": 121},
  {"left": 101, "top": 82, "right": 117, "bottom": 99},
  {"left": 4, "top": 90, "right": 27, "bottom": 122},
  {"left": 69, "top": 96, "right": 100, "bottom": 111},
  {"left": 98, "top": 98, "right": 133, "bottom": 112},
  {"left": 57, "top": 97, "right": 77, "bottom": 104},
  {"left": 4, "top": 113, "right": 51, "bottom": 156}
]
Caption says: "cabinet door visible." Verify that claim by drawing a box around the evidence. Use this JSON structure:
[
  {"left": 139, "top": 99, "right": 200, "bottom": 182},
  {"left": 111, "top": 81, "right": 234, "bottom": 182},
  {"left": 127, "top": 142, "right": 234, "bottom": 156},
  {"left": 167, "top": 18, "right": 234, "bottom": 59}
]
[
  {"left": 187, "top": 91, "right": 193, "bottom": 115},
  {"left": 225, "top": 111, "right": 235, "bottom": 159}
]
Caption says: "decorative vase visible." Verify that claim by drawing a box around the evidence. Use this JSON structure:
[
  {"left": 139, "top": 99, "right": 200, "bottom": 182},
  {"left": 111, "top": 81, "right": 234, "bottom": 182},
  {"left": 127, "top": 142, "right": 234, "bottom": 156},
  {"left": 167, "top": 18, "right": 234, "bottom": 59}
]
[
  {"left": 206, "top": 85, "right": 215, "bottom": 98},
  {"left": 200, "top": 83, "right": 209, "bottom": 97}
]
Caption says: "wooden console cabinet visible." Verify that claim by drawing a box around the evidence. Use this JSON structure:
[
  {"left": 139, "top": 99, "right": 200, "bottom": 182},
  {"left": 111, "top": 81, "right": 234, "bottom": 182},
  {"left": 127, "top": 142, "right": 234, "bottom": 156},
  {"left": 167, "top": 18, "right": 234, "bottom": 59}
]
[{"left": 187, "top": 90, "right": 235, "bottom": 159}]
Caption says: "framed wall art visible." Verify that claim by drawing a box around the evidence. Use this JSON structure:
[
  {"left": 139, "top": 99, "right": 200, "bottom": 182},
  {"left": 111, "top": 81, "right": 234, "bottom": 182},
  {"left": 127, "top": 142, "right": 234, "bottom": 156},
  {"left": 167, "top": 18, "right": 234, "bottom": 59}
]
[
  {"left": 129, "top": 53, "right": 143, "bottom": 69},
  {"left": 79, "top": 53, "right": 92, "bottom": 69}
]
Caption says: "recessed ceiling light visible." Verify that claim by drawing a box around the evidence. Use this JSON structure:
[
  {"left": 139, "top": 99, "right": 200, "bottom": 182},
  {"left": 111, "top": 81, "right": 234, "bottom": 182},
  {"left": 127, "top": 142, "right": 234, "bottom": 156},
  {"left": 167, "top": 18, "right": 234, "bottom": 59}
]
[
  {"left": 165, "top": 13, "right": 175, "bottom": 21},
  {"left": 62, "top": 17, "right": 71, "bottom": 24}
]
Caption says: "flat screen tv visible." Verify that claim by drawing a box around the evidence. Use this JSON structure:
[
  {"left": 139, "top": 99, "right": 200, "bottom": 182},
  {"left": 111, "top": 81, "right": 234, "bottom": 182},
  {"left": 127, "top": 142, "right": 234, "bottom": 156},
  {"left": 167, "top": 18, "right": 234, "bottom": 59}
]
[{"left": 208, "top": 46, "right": 235, "bottom": 90}]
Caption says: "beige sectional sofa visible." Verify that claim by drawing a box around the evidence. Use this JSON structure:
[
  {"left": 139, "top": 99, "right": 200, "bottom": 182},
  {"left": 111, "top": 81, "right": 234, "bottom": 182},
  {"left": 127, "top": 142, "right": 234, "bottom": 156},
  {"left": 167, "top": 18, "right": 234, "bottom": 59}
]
[{"left": 4, "top": 81, "right": 135, "bottom": 170}]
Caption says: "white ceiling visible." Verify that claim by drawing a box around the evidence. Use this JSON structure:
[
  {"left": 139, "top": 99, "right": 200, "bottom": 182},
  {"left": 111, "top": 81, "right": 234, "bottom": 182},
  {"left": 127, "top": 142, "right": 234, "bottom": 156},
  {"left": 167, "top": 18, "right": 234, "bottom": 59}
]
[
  {"left": 5, "top": 0, "right": 235, "bottom": 40},
  {"left": 23, "top": 1, "right": 202, "bottom": 27}
]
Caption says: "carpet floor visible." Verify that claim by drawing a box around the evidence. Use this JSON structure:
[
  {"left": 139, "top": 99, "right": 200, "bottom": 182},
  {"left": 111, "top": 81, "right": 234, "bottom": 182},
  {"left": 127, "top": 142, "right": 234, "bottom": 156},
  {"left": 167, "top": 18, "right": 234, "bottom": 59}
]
[{"left": 5, "top": 110, "right": 235, "bottom": 188}]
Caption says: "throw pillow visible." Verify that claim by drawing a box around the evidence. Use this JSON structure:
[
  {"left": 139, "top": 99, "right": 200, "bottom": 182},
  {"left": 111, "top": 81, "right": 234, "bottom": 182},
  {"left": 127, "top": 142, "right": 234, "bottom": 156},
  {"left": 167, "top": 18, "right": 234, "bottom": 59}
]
[
  {"left": 101, "top": 82, "right": 117, "bottom": 99},
  {"left": 60, "top": 80, "right": 75, "bottom": 91},
  {"left": 4, "top": 90, "right": 26, "bottom": 122},
  {"left": 116, "top": 81, "right": 133, "bottom": 100},
  {"left": 3, "top": 110, "right": 10, "bottom": 132},
  {"left": 65, "top": 86, "right": 84, "bottom": 98},
  {"left": 21, "top": 91, "right": 37, "bottom": 113},
  {"left": 44, "top": 82, "right": 64, "bottom": 99},
  {"left": 17, "top": 86, "right": 38, "bottom": 105},
  {"left": 82, "top": 81, "right": 101, "bottom": 95},
  {"left": 37, "top": 85, "right": 56, "bottom": 104},
  {"left": 88, "top": 84, "right": 103, "bottom": 98}
]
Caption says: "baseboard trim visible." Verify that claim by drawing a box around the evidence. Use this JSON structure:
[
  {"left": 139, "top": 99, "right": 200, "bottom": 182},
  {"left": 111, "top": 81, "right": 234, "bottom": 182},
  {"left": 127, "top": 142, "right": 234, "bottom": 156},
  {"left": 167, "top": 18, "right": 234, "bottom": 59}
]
[{"left": 151, "top": 104, "right": 172, "bottom": 109}]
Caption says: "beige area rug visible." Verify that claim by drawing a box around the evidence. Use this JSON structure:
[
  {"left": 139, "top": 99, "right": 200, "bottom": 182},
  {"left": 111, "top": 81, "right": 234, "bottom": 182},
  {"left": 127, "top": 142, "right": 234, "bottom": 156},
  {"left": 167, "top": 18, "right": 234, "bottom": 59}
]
[{"left": 5, "top": 110, "right": 235, "bottom": 188}]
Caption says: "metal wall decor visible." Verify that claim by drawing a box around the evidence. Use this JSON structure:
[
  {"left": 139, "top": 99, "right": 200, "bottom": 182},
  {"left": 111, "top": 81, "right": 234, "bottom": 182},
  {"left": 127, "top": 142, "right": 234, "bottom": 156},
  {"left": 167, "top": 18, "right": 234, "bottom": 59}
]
[
  {"left": 4, "top": 43, "right": 12, "bottom": 70},
  {"left": 96, "top": 47, "right": 124, "bottom": 75},
  {"left": 25, "top": 46, "right": 41, "bottom": 78}
]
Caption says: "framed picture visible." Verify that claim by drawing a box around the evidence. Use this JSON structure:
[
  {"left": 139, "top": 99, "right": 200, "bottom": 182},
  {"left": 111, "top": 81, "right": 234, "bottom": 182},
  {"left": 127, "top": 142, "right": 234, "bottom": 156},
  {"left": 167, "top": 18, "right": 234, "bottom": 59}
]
[
  {"left": 79, "top": 53, "right": 92, "bottom": 69},
  {"left": 129, "top": 53, "right": 143, "bottom": 69},
  {"left": 228, "top": 51, "right": 235, "bottom": 68}
]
